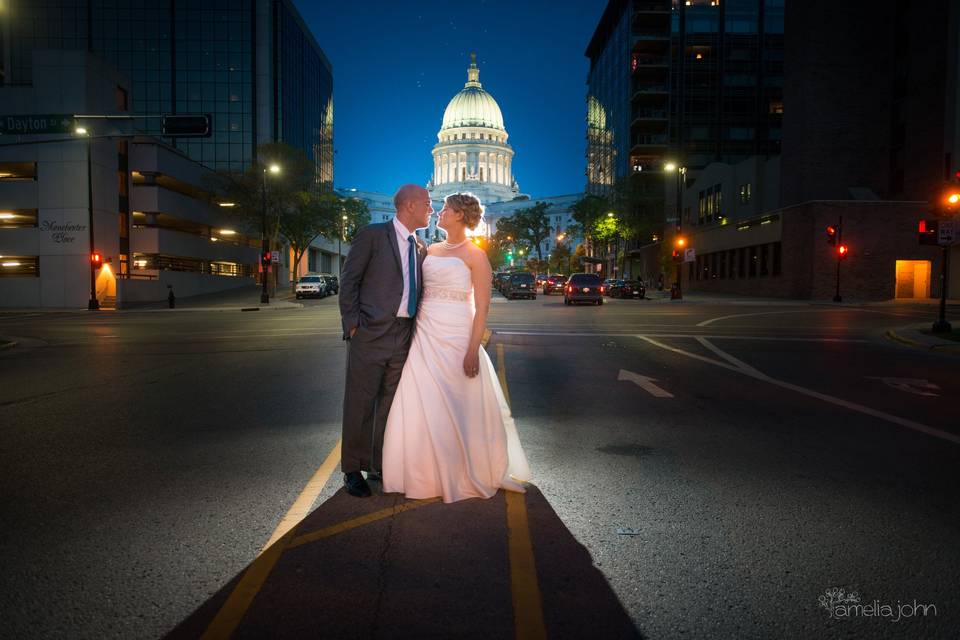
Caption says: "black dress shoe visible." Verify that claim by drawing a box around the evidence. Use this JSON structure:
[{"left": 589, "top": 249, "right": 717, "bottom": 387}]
[
  {"left": 366, "top": 471, "right": 382, "bottom": 483},
  {"left": 344, "top": 471, "right": 372, "bottom": 497}
]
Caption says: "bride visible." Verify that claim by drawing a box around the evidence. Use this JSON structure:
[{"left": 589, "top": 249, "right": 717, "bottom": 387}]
[{"left": 381, "top": 192, "right": 531, "bottom": 503}]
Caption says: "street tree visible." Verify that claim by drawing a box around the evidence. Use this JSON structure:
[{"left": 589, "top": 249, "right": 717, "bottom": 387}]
[{"left": 549, "top": 242, "right": 572, "bottom": 274}]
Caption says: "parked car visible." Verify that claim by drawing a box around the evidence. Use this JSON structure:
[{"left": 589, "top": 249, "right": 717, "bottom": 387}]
[
  {"left": 609, "top": 279, "right": 645, "bottom": 299},
  {"left": 493, "top": 272, "right": 511, "bottom": 292},
  {"left": 544, "top": 274, "right": 567, "bottom": 295},
  {"left": 564, "top": 273, "right": 604, "bottom": 305},
  {"left": 536, "top": 273, "right": 548, "bottom": 289},
  {"left": 295, "top": 274, "right": 328, "bottom": 299},
  {"left": 503, "top": 272, "right": 537, "bottom": 300},
  {"left": 602, "top": 278, "right": 618, "bottom": 296},
  {"left": 317, "top": 273, "right": 338, "bottom": 295}
]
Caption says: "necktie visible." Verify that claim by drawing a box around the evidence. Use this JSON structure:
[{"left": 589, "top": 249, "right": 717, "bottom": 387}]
[{"left": 407, "top": 235, "right": 418, "bottom": 317}]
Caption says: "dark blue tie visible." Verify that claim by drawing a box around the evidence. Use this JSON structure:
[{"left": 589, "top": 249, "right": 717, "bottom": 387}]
[{"left": 407, "top": 235, "right": 418, "bottom": 317}]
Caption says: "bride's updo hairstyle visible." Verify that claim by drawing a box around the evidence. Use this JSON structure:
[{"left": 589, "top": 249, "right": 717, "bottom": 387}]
[{"left": 445, "top": 192, "right": 484, "bottom": 230}]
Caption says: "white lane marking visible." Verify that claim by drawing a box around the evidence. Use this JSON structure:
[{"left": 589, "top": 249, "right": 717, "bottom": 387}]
[
  {"left": 695, "top": 337, "right": 764, "bottom": 377},
  {"left": 637, "top": 336, "right": 960, "bottom": 446},
  {"left": 618, "top": 369, "right": 674, "bottom": 397},
  {"left": 868, "top": 377, "right": 941, "bottom": 397},
  {"left": 696, "top": 308, "right": 929, "bottom": 327},
  {"left": 494, "top": 331, "right": 868, "bottom": 342}
]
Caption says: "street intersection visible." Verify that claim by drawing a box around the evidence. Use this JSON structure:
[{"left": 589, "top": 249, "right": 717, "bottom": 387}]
[{"left": 0, "top": 292, "right": 957, "bottom": 639}]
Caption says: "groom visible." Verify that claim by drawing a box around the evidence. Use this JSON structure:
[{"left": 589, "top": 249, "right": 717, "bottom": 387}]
[{"left": 338, "top": 184, "right": 432, "bottom": 497}]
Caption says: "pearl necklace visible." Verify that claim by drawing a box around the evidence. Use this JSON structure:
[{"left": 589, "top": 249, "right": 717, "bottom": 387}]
[{"left": 440, "top": 238, "right": 468, "bottom": 250}]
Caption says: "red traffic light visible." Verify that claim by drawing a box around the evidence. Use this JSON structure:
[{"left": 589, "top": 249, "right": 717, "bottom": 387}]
[
  {"left": 261, "top": 251, "right": 272, "bottom": 266},
  {"left": 838, "top": 244, "right": 849, "bottom": 258},
  {"left": 91, "top": 252, "right": 102, "bottom": 265},
  {"left": 825, "top": 225, "right": 837, "bottom": 246}
]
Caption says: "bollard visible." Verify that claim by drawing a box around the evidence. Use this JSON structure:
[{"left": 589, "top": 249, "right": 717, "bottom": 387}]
[{"left": 167, "top": 286, "right": 176, "bottom": 309}]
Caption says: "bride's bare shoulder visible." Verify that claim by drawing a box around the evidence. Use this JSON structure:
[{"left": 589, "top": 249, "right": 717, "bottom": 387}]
[{"left": 463, "top": 243, "right": 491, "bottom": 269}]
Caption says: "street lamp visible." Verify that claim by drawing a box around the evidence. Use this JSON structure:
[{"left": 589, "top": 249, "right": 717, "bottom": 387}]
[
  {"left": 339, "top": 213, "right": 348, "bottom": 277},
  {"left": 261, "top": 163, "right": 281, "bottom": 304},
  {"left": 75, "top": 125, "right": 99, "bottom": 310},
  {"left": 664, "top": 161, "right": 687, "bottom": 299}
]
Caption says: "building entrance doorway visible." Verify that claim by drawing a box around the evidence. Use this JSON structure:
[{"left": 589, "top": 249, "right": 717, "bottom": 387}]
[
  {"left": 95, "top": 263, "right": 117, "bottom": 308},
  {"left": 894, "top": 260, "right": 931, "bottom": 299}
]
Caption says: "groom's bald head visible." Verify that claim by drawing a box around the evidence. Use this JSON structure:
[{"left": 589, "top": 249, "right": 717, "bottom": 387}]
[{"left": 394, "top": 184, "right": 433, "bottom": 230}]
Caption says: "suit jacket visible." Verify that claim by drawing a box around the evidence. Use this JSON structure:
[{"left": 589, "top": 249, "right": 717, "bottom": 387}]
[{"left": 339, "top": 221, "right": 427, "bottom": 341}]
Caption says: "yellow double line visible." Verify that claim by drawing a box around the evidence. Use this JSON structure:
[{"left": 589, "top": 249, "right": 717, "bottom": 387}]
[{"left": 202, "top": 331, "right": 546, "bottom": 639}]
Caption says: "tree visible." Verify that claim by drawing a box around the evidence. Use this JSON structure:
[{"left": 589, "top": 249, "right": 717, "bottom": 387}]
[
  {"left": 572, "top": 243, "right": 587, "bottom": 273},
  {"left": 280, "top": 192, "right": 370, "bottom": 292},
  {"left": 549, "top": 243, "right": 572, "bottom": 274}
]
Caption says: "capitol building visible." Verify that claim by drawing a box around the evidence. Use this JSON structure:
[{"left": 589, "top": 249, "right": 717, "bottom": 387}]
[
  {"left": 341, "top": 54, "right": 582, "bottom": 264},
  {"left": 427, "top": 53, "right": 521, "bottom": 204}
]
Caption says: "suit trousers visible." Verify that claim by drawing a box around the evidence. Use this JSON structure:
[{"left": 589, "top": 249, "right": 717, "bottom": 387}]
[{"left": 341, "top": 317, "right": 414, "bottom": 473}]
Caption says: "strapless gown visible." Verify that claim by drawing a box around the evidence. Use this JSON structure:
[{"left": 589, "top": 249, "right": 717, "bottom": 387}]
[{"left": 382, "top": 255, "right": 531, "bottom": 503}]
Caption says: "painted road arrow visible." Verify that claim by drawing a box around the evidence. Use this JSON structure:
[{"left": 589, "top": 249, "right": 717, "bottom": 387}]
[
  {"left": 868, "top": 377, "right": 941, "bottom": 397},
  {"left": 618, "top": 369, "right": 674, "bottom": 398}
]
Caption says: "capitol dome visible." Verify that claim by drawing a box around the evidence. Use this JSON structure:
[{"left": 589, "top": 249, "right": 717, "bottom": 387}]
[
  {"left": 441, "top": 69, "right": 505, "bottom": 131},
  {"left": 428, "top": 53, "right": 521, "bottom": 205}
]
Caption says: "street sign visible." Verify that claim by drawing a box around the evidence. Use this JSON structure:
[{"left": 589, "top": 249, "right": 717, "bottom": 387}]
[
  {"left": 0, "top": 114, "right": 75, "bottom": 135},
  {"left": 271, "top": 250, "right": 281, "bottom": 264},
  {"left": 938, "top": 220, "right": 955, "bottom": 245},
  {"left": 161, "top": 114, "right": 211, "bottom": 138},
  {"left": 684, "top": 248, "right": 696, "bottom": 263}
]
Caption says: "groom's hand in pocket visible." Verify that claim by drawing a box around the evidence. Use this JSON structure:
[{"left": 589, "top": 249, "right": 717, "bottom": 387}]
[{"left": 463, "top": 351, "right": 480, "bottom": 378}]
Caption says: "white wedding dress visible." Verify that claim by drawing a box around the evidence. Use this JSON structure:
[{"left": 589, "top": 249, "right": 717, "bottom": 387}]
[{"left": 382, "top": 255, "right": 531, "bottom": 503}]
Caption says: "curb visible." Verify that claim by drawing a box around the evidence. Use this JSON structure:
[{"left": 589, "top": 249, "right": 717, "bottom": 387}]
[
  {"left": 884, "top": 328, "right": 960, "bottom": 355},
  {"left": 884, "top": 329, "right": 922, "bottom": 348}
]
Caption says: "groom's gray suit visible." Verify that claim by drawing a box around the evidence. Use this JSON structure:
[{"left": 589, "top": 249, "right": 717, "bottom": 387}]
[{"left": 339, "top": 221, "right": 426, "bottom": 474}]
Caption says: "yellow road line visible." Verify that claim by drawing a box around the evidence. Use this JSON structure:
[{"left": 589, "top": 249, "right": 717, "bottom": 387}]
[
  {"left": 506, "top": 491, "right": 546, "bottom": 640},
  {"left": 260, "top": 439, "right": 343, "bottom": 554},
  {"left": 201, "top": 526, "right": 299, "bottom": 640},
  {"left": 496, "top": 343, "right": 511, "bottom": 408},
  {"left": 496, "top": 341, "right": 546, "bottom": 639},
  {"left": 287, "top": 498, "right": 441, "bottom": 549}
]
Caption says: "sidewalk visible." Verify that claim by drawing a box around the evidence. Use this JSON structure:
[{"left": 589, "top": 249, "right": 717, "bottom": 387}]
[
  {"left": 885, "top": 323, "right": 960, "bottom": 354},
  {"left": 0, "top": 285, "right": 303, "bottom": 315}
]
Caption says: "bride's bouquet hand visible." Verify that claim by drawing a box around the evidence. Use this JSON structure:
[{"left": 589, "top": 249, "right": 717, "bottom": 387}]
[{"left": 463, "top": 351, "right": 480, "bottom": 378}]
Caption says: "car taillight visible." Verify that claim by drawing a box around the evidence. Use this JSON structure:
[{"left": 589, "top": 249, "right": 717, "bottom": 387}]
[
  {"left": 566, "top": 285, "right": 572, "bottom": 293},
  {"left": 599, "top": 286, "right": 604, "bottom": 293}
]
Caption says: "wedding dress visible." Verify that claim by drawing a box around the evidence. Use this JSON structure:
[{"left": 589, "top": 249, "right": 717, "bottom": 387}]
[{"left": 382, "top": 255, "right": 531, "bottom": 503}]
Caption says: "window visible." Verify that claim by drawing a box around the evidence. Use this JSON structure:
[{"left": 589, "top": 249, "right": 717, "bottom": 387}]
[
  {"left": 749, "top": 246, "right": 758, "bottom": 277},
  {"left": 760, "top": 244, "right": 769, "bottom": 276},
  {"left": 772, "top": 242, "right": 782, "bottom": 276},
  {"left": 739, "top": 183, "right": 752, "bottom": 204},
  {"left": 769, "top": 100, "right": 783, "bottom": 114},
  {"left": 0, "top": 209, "right": 38, "bottom": 228},
  {"left": 0, "top": 256, "right": 39, "bottom": 277},
  {"left": 0, "top": 162, "right": 37, "bottom": 181}
]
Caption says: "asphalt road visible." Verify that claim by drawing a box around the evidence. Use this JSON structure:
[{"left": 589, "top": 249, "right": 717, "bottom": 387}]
[{"left": 0, "top": 292, "right": 958, "bottom": 639}]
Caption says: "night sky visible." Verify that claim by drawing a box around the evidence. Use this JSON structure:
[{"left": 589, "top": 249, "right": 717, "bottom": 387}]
[{"left": 293, "top": 0, "right": 609, "bottom": 198}]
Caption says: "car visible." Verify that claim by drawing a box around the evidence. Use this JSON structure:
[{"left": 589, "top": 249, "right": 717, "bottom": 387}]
[
  {"left": 317, "top": 273, "right": 338, "bottom": 295},
  {"left": 602, "top": 278, "right": 618, "bottom": 296},
  {"left": 493, "top": 272, "right": 511, "bottom": 292},
  {"left": 503, "top": 272, "right": 537, "bottom": 300},
  {"left": 609, "top": 279, "right": 646, "bottom": 299},
  {"left": 535, "top": 273, "right": 548, "bottom": 289},
  {"left": 564, "top": 273, "right": 604, "bottom": 305},
  {"left": 295, "top": 274, "right": 327, "bottom": 299},
  {"left": 544, "top": 274, "right": 567, "bottom": 295}
]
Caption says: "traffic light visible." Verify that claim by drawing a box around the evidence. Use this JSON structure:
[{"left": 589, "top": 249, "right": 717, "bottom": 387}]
[
  {"left": 261, "top": 251, "right": 272, "bottom": 267},
  {"left": 837, "top": 244, "right": 849, "bottom": 259},
  {"left": 91, "top": 252, "right": 102, "bottom": 265},
  {"left": 825, "top": 225, "right": 838, "bottom": 246},
  {"left": 672, "top": 249, "right": 683, "bottom": 263},
  {"left": 919, "top": 219, "right": 939, "bottom": 245},
  {"left": 161, "top": 114, "right": 212, "bottom": 138}
]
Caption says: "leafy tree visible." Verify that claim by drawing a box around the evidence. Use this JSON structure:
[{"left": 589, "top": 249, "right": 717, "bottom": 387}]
[
  {"left": 548, "top": 243, "right": 572, "bottom": 274},
  {"left": 572, "top": 243, "right": 587, "bottom": 273}
]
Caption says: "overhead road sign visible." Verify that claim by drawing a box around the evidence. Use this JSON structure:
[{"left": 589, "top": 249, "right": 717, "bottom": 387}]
[{"left": 0, "top": 114, "right": 75, "bottom": 135}]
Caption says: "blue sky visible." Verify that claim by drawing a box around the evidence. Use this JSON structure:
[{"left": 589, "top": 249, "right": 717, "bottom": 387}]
[{"left": 293, "top": 0, "right": 610, "bottom": 198}]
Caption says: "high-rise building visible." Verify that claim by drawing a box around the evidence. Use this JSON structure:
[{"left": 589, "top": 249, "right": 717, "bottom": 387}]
[
  {"left": 585, "top": 0, "right": 784, "bottom": 279},
  {"left": 3, "top": 0, "right": 333, "bottom": 184}
]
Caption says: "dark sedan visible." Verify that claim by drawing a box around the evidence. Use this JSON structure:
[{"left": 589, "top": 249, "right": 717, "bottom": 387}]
[
  {"left": 609, "top": 279, "right": 645, "bottom": 299},
  {"left": 544, "top": 274, "right": 567, "bottom": 295},
  {"left": 564, "top": 273, "right": 604, "bottom": 306},
  {"left": 504, "top": 272, "right": 537, "bottom": 300}
]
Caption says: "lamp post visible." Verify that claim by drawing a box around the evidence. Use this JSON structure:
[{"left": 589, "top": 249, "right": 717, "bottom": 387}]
[
  {"left": 76, "top": 125, "right": 100, "bottom": 310},
  {"left": 339, "top": 213, "right": 348, "bottom": 277},
  {"left": 607, "top": 211, "right": 618, "bottom": 279},
  {"left": 260, "top": 163, "right": 281, "bottom": 304},
  {"left": 665, "top": 162, "right": 686, "bottom": 299}
]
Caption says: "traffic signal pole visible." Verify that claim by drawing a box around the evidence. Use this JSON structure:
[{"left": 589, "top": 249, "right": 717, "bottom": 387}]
[
  {"left": 260, "top": 168, "right": 270, "bottom": 304},
  {"left": 832, "top": 216, "right": 843, "bottom": 303},
  {"left": 932, "top": 246, "right": 951, "bottom": 333}
]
